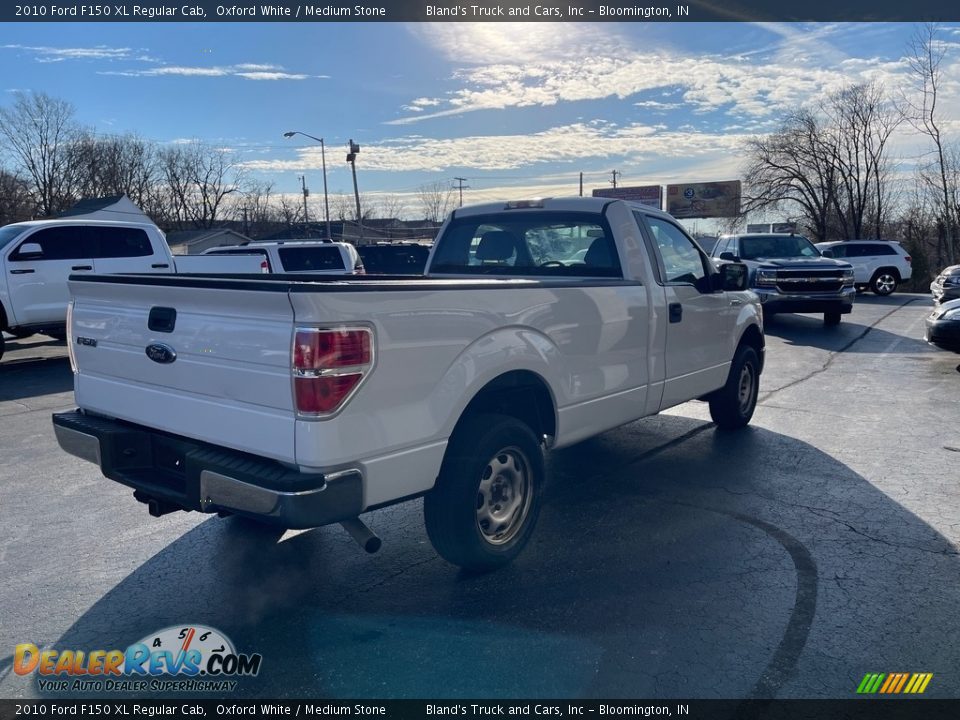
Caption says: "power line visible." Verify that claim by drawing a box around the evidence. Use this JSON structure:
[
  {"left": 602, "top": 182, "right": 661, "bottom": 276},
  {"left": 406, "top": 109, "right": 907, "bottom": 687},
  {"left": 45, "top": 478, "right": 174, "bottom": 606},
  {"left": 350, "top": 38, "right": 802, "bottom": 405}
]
[{"left": 453, "top": 176, "right": 469, "bottom": 207}]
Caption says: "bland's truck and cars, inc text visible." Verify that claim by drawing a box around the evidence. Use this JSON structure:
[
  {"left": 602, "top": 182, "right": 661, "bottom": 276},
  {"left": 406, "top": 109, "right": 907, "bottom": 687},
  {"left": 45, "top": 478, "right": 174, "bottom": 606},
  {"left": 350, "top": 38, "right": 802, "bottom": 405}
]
[{"left": 52, "top": 197, "right": 764, "bottom": 571}]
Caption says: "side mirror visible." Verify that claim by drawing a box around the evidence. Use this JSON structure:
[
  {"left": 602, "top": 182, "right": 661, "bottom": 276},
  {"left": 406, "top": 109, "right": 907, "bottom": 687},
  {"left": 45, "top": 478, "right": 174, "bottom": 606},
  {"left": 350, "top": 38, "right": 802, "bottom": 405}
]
[
  {"left": 15, "top": 242, "right": 43, "bottom": 260},
  {"left": 712, "top": 262, "right": 748, "bottom": 292},
  {"left": 821, "top": 249, "right": 834, "bottom": 258},
  {"left": 719, "top": 251, "right": 738, "bottom": 261}
]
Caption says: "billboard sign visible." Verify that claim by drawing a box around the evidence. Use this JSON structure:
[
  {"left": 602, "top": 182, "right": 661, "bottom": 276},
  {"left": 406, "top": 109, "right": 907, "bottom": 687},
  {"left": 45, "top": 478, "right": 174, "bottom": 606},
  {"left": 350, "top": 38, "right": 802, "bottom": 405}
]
[
  {"left": 592, "top": 185, "right": 662, "bottom": 208},
  {"left": 665, "top": 181, "right": 741, "bottom": 219}
]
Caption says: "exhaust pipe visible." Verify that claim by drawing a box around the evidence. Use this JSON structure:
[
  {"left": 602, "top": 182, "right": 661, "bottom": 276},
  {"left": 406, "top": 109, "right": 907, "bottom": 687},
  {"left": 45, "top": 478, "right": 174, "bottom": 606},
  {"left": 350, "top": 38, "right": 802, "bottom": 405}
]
[{"left": 340, "top": 518, "right": 381, "bottom": 553}]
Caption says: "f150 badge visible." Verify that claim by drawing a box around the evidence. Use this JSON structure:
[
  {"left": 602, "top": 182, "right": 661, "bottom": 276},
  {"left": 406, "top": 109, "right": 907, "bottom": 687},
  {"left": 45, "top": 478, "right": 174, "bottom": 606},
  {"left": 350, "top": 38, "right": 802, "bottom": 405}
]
[{"left": 146, "top": 343, "right": 177, "bottom": 364}]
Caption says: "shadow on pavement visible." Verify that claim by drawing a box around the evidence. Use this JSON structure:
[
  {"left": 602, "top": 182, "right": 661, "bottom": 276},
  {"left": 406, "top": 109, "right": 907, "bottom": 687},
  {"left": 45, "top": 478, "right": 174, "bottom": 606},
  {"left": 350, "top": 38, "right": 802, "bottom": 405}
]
[{"left": 28, "top": 414, "right": 960, "bottom": 699}]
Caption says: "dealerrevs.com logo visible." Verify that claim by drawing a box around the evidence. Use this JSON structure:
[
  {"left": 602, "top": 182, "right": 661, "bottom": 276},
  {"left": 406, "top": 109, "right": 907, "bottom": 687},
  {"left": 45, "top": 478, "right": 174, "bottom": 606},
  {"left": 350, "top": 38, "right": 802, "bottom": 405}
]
[{"left": 14, "top": 625, "right": 262, "bottom": 693}]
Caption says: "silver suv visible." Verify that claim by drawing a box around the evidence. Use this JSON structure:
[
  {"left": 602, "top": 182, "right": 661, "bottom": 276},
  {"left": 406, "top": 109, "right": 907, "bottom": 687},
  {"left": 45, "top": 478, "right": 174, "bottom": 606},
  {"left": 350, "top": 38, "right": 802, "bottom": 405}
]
[{"left": 815, "top": 240, "right": 912, "bottom": 296}]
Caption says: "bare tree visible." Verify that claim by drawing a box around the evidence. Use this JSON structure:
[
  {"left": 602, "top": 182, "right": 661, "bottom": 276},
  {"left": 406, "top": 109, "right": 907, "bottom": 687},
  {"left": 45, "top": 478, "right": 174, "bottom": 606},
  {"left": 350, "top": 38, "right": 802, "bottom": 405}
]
[
  {"left": 417, "top": 180, "right": 455, "bottom": 223},
  {"left": 224, "top": 180, "right": 277, "bottom": 238},
  {"left": 0, "top": 168, "right": 34, "bottom": 224},
  {"left": 741, "top": 109, "right": 837, "bottom": 241},
  {"left": 0, "top": 92, "right": 79, "bottom": 216},
  {"left": 68, "top": 132, "right": 161, "bottom": 211},
  {"left": 822, "top": 82, "right": 901, "bottom": 239},
  {"left": 902, "top": 23, "right": 956, "bottom": 265},
  {"left": 159, "top": 142, "right": 245, "bottom": 230}
]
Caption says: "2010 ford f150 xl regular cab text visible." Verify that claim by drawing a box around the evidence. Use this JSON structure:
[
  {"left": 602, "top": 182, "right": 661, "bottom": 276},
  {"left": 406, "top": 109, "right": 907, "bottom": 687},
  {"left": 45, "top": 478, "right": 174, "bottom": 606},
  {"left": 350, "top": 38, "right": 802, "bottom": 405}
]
[{"left": 53, "top": 198, "right": 765, "bottom": 570}]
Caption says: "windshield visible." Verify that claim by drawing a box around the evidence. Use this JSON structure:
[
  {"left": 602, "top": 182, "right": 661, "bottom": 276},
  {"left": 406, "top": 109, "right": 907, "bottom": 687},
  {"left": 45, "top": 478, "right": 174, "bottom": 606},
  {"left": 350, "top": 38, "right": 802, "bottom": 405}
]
[
  {"left": 739, "top": 235, "right": 820, "bottom": 260},
  {"left": 0, "top": 225, "right": 28, "bottom": 251}
]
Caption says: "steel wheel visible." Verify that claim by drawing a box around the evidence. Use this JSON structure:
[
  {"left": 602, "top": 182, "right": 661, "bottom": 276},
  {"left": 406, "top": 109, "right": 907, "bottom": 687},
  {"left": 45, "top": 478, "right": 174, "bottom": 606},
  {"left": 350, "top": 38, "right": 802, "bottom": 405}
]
[
  {"left": 737, "top": 362, "right": 756, "bottom": 416},
  {"left": 476, "top": 447, "right": 532, "bottom": 546},
  {"left": 424, "top": 413, "right": 545, "bottom": 571}
]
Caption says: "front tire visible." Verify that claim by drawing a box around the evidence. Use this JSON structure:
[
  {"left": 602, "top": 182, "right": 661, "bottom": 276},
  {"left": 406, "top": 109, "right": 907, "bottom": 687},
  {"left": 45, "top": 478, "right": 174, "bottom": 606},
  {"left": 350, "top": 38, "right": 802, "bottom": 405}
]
[
  {"left": 824, "top": 310, "right": 842, "bottom": 325},
  {"left": 709, "top": 345, "right": 760, "bottom": 430},
  {"left": 424, "top": 413, "right": 544, "bottom": 571}
]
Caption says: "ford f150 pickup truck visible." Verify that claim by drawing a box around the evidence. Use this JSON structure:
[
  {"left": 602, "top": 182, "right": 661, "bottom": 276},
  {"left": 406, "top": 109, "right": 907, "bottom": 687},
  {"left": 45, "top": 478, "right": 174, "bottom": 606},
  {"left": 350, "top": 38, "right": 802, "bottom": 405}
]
[
  {"left": 0, "top": 218, "right": 264, "bottom": 360},
  {"left": 711, "top": 232, "right": 856, "bottom": 325},
  {"left": 53, "top": 198, "right": 764, "bottom": 570}
]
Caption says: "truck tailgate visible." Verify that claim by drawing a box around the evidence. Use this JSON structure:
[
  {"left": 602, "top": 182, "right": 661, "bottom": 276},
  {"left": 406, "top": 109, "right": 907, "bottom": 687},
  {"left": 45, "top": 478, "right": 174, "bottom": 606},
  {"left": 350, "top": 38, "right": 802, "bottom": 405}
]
[{"left": 68, "top": 276, "right": 297, "bottom": 464}]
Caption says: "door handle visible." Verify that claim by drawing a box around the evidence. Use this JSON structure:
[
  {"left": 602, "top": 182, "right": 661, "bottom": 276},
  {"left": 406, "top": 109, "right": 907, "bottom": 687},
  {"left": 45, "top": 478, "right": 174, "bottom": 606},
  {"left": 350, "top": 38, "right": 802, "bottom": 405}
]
[
  {"left": 669, "top": 302, "right": 683, "bottom": 323},
  {"left": 10, "top": 269, "right": 34, "bottom": 274},
  {"left": 151, "top": 263, "right": 170, "bottom": 269},
  {"left": 71, "top": 265, "right": 93, "bottom": 271},
  {"left": 730, "top": 298, "right": 743, "bottom": 306}
]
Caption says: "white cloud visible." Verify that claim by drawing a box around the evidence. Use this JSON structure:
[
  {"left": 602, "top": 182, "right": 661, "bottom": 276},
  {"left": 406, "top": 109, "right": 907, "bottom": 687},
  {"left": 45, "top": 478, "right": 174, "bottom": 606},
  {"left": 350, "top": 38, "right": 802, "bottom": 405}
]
[
  {"left": 242, "top": 121, "right": 749, "bottom": 175},
  {"left": 1, "top": 44, "right": 132, "bottom": 61},
  {"left": 98, "top": 63, "right": 320, "bottom": 81},
  {"left": 389, "top": 23, "right": 957, "bottom": 127}
]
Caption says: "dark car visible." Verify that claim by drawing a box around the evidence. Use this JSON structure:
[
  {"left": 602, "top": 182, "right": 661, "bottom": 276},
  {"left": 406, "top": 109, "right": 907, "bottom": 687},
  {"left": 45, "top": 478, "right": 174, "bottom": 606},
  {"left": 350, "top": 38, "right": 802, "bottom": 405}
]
[
  {"left": 931, "top": 265, "right": 960, "bottom": 304},
  {"left": 357, "top": 243, "right": 430, "bottom": 275},
  {"left": 925, "top": 298, "right": 960, "bottom": 352}
]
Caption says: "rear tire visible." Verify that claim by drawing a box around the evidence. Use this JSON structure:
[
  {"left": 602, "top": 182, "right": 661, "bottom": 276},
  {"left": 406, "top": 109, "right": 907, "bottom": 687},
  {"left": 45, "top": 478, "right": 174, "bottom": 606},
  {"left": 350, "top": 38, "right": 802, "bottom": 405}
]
[
  {"left": 9, "top": 328, "right": 33, "bottom": 339},
  {"left": 709, "top": 345, "right": 760, "bottom": 430},
  {"left": 870, "top": 269, "right": 899, "bottom": 296},
  {"left": 424, "top": 413, "right": 544, "bottom": 571},
  {"left": 0, "top": 332, "right": 5, "bottom": 362},
  {"left": 824, "top": 310, "right": 842, "bottom": 325}
]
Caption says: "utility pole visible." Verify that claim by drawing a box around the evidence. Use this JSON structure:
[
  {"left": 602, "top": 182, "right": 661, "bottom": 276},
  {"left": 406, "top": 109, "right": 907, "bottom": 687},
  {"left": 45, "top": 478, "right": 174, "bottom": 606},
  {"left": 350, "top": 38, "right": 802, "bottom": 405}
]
[
  {"left": 579, "top": 172, "right": 583, "bottom": 197},
  {"left": 454, "top": 177, "right": 469, "bottom": 207},
  {"left": 347, "top": 139, "right": 362, "bottom": 241},
  {"left": 610, "top": 170, "right": 620, "bottom": 189},
  {"left": 241, "top": 206, "right": 249, "bottom": 237},
  {"left": 299, "top": 175, "right": 309, "bottom": 226}
]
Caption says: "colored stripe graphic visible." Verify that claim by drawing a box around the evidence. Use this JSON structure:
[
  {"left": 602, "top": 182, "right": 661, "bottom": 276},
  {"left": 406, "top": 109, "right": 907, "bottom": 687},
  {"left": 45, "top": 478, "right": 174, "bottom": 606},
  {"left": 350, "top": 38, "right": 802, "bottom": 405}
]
[{"left": 857, "top": 672, "right": 932, "bottom": 694}]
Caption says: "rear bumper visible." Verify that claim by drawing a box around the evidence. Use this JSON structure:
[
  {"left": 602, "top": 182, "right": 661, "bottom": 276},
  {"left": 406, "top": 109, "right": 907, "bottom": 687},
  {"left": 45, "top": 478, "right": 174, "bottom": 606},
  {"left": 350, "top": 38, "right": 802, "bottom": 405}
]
[{"left": 52, "top": 410, "right": 363, "bottom": 529}]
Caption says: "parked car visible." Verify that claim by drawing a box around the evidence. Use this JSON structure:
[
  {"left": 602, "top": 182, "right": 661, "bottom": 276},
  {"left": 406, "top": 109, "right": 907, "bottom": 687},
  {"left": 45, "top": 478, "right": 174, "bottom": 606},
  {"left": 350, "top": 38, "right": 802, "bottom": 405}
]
[
  {"left": 712, "top": 233, "right": 855, "bottom": 324},
  {"left": 53, "top": 197, "right": 763, "bottom": 571},
  {"left": 924, "top": 298, "right": 960, "bottom": 352},
  {"left": 930, "top": 265, "right": 960, "bottom": 304},
  {"left": 0, "top": 219, "right": 264, "bottom": 361},
  {"left": 815, "top": 240, "right": 912, "bottom": 295},
  {"left": 203, "top": 240, "right": 363, "bottom": 274},
  {"left": 356, "top": 243, "right": 429, "bottom": 275}
]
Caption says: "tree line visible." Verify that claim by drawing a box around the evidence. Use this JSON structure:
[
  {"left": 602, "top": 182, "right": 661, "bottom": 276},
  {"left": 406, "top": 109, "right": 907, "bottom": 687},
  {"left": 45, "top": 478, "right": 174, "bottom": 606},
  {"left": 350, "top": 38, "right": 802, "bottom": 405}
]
[
  {"left": 739, "top": 24, "right": 959, "bottom": 284},
  {"left": 0, "top": 93, "right": 456, "bottom": 236}
]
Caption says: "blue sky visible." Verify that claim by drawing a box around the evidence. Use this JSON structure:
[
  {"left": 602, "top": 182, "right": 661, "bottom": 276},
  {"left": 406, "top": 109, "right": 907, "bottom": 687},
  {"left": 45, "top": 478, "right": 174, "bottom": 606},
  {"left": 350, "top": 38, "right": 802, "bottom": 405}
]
[{"left": 2, "top": 22, "right": 960, "bottom": 221}]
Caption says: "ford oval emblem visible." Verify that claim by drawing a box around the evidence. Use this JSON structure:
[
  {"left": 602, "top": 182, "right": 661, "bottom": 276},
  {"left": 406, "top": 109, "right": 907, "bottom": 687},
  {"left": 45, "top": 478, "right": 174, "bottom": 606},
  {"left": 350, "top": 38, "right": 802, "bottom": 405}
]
[{"left": 145, "top": 343, "right": 177, "bottom": 364}]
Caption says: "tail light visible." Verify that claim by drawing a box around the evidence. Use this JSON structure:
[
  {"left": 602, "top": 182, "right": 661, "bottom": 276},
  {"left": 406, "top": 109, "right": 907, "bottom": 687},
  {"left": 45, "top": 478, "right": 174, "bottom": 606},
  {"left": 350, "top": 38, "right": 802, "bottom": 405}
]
[
  {"left": 260, "top": 259, "right": 270, "bottom": 273},
  {"left": 292, "top": 327, "right": 374, "bottom": 415},
  {"left": 904, "top": 256, "right": 911, "bottom": 264}
]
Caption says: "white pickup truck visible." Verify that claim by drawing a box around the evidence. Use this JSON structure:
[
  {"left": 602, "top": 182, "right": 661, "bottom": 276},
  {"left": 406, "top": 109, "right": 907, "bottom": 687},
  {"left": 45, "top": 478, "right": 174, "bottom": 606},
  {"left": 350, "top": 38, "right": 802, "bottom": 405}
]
[
  {"left": 53, "top": 198, "right": 764, "bottom": 570},
  {"left": 0, "top": 218, "right": 264, "bottom": 360}
]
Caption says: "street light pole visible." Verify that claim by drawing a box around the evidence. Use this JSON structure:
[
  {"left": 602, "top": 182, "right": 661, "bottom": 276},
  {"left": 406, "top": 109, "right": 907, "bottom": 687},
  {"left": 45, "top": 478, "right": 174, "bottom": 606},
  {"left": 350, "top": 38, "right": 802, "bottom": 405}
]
[
  {"left": 299, "top": 174, "right": 309, "bottom": 226},
  {"left": 283, "top": 130, "right": 332, "bottom": 241},
  {"left": 346, "top": 139, "right": 362, "bottom": 242}
]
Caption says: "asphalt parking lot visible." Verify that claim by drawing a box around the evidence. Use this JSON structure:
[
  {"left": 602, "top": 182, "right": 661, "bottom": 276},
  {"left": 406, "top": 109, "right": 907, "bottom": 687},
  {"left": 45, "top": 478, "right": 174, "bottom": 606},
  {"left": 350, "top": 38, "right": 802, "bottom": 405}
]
[{"left": 1, "top": 293, "right": 959, "bottom": 700}]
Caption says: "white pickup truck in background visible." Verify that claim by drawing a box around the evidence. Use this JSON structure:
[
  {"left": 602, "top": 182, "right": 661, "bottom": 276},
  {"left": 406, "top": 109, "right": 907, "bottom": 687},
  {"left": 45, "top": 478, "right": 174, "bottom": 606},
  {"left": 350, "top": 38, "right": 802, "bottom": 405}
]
[
  {"left": 0, "top": 218, "right": 264, "bottom": 360},
  {"left": 53, "top": 197, "right": 764, "bottom": 570}
]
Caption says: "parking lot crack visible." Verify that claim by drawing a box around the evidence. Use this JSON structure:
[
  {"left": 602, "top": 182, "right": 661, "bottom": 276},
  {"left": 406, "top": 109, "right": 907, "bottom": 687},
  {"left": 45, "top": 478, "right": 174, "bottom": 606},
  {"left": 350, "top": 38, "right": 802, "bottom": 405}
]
[{"left": 759, "top": 298, "right": 923, "bottom": 403}]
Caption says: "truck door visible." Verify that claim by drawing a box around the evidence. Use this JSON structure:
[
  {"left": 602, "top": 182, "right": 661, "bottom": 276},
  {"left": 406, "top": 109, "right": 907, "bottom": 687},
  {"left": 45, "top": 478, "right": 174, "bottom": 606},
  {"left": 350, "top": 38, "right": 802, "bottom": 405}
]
[
  {"left": 90, "top": 226, "right": 168, "bottom": 274},
  {"left": 640, "top": 215, "right": 737, "bottom": 409},
  {"left": 5, "top": 226, "right": 94, "bottom": 326}
]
